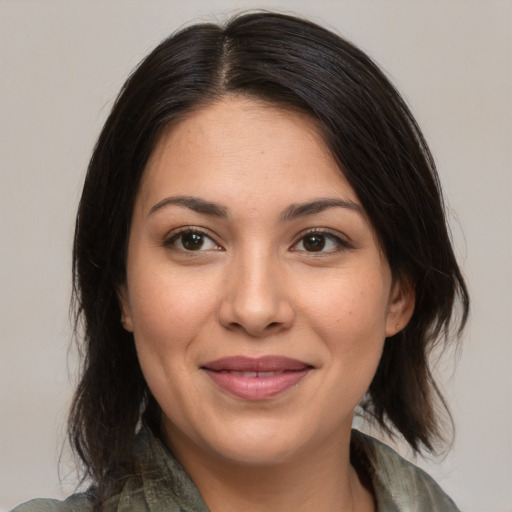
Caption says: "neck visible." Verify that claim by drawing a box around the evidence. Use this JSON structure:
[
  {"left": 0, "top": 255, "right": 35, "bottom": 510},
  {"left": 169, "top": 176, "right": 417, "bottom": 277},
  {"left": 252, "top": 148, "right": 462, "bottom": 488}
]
[{"left": 166, "top": 428, "right": 375, "bottom": 512}]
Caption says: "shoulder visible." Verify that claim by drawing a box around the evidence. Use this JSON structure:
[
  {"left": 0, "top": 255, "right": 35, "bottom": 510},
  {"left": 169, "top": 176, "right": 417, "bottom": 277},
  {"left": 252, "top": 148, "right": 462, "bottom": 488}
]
[
  {"left": 352, "top": 430, "right": 461, "bottom": 512},
  {"left": 9, "top": 494, "right": 94, "bottom": 512}
]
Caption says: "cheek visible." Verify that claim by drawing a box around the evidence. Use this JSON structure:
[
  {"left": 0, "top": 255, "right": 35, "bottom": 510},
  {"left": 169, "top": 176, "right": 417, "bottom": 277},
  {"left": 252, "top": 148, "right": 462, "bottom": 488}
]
[
  {"left": 303, "top": 272, "right": 389, "bottom": 336},
  {"left": 127, "top": 272, "right": 216, "bottom": 403},
  {"left": 126, "top": 277, "right": 219, "bottom": 405},
  {"left": 129, "top": 267, "right": 218, "bottom": 344},
  {"left": 298, "top": 270, "right": 389, "bottom": 379}
]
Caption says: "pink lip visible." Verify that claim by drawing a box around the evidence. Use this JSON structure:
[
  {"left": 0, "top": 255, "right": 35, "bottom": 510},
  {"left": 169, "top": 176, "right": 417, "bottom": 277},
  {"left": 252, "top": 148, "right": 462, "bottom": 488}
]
[{"left": 201, "top": 356, "right": 313, "bottom": 400}]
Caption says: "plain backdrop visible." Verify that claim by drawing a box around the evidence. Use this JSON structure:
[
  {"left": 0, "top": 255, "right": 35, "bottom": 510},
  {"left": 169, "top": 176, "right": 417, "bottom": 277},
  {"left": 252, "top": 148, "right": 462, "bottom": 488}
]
[{"left": 1, "top": 1, "right": 511, "bottom": 511}]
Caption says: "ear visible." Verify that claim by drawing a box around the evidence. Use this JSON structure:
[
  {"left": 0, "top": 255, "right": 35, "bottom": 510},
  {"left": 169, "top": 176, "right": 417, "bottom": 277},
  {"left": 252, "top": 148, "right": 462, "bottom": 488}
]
[
  {"left": 117, "top": 284, "right": 134, "bottom": 332},
  {"left": 385, "top": 275, "right": 415, "bottom": 337}
]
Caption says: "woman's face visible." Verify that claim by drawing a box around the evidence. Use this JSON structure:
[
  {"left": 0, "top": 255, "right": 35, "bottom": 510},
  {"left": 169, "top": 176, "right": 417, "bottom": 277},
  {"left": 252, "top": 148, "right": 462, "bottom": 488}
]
[{"left": 119, "top": 96, "right": 413, "bottom": 467}]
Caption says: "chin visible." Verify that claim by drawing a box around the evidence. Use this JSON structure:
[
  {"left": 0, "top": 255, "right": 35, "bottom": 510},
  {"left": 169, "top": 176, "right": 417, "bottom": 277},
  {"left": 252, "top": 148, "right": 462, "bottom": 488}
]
[
  {"left": 197, "top": 412, "right": 343, "bottom": 468},
  {"left": 210, "top": 433, "right": 304, "bottom": 467}
]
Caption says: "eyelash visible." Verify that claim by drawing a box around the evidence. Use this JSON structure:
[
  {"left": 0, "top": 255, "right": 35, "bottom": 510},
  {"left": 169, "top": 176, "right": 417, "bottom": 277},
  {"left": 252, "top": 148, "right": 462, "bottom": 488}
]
[
  {"left": 290, "top": 228, "right": 352, "bottom": 254},
  {"left": 163, "top": 227, "right": 351, "bottom": 254},
  {"left": 163, "top": 227, "right": 222, "bottom": 252}
]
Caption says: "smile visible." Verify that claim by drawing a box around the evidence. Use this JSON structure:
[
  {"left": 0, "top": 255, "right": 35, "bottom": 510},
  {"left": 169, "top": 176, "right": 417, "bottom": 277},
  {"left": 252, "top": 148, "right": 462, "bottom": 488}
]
[
  {"left": 201, "top": 356, "right": 313, "bottom": 400},
  {"left": 228, "top": 371, "right": 285, "bottom": 378}
]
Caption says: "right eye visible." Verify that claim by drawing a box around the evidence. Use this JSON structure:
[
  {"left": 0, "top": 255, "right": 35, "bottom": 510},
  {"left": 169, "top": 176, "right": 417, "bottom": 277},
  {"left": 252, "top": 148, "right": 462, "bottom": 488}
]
[{"left": 165, "top": 229, "right": 221, "bottom": 252}]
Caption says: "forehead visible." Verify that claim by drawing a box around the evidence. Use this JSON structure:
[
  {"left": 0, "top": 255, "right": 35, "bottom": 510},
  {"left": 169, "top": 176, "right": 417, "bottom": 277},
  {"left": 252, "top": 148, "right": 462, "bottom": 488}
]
[{"left": 136, "top": 96, "right": 359, "bottom": 214}]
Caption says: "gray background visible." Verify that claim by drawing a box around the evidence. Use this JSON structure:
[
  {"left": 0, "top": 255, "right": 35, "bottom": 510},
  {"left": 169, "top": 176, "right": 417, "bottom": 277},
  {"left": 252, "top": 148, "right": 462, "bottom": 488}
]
[{"left": 1, "top": 1, "right": 510, "bottom": 511}]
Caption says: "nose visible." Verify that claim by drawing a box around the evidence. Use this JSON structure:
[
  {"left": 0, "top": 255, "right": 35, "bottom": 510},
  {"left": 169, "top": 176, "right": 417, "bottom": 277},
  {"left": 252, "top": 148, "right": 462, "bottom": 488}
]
[{"left": 218, "top": 250, "right": 295, "bottom": 338}]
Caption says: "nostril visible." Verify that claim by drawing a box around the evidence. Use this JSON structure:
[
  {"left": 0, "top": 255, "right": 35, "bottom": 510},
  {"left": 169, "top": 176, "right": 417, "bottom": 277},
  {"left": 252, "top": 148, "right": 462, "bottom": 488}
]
[
  {"left": 226, "top": 320, "right": 283, "bottom": 336},
  {"left": 219, "top": 296, "right": 295, "bottom": 337}
]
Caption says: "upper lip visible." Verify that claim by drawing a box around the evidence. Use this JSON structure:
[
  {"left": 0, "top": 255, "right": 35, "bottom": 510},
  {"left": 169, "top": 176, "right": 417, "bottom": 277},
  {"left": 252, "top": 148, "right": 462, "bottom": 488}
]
[{"left": 201, "top": 356, "right": 312, "bottom": 372}]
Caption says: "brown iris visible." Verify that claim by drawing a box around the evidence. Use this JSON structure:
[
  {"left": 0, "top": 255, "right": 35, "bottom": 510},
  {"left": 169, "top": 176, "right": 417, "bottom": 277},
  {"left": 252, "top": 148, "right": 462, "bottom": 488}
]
[
  {"left": 302, "top": 234, "right": 326, "bottom": 252},
  {"left": 182, "top": 232, "right": 205, "bottom": 250}
]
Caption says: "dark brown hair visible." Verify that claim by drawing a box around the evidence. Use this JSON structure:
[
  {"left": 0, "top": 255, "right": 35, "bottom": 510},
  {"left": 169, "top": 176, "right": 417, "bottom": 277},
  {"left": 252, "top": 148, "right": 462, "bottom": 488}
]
[{"left": 70, "top": 11, "right": 469, "bottom": 502}]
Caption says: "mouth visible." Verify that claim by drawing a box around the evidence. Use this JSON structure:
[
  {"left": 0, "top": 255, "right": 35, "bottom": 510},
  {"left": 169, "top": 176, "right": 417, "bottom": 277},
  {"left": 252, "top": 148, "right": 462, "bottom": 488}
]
[{"left": 201, "top": 356, "right": 313, "bottom": 400}]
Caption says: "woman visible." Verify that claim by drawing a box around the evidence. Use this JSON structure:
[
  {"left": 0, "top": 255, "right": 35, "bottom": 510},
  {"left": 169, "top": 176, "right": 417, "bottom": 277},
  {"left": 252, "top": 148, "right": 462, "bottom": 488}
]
[{"left": 13, "top": 11, "right": 469, "bottom": 512}]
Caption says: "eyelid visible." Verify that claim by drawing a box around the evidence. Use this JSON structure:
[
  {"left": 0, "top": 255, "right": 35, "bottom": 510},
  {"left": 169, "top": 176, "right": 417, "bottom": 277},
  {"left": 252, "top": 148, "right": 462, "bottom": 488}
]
[
  {"left": 163, "top": 226, "right": 224, "bottom": 251},
  {"left": 289, "top": 228, "right": 353, "bottom": 253}
]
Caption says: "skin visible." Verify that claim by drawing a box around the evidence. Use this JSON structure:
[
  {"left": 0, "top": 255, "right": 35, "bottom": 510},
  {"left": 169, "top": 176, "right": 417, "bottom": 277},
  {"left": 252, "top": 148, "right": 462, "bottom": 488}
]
[{"left": 119, "top": 96, "right": 415, "bottom": 511}]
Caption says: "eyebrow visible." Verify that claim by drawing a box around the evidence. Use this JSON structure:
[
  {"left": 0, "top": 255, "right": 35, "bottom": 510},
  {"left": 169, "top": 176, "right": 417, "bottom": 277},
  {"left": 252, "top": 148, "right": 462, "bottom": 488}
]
[
  {"left": 148, "top": 195, "right": 363, "bottom": 221},
  {"left": 279, "top": 198, "right": 363, "bottom": 221},
  {"left": 148, "top": 196, "right": 228, "bottom": 218}
]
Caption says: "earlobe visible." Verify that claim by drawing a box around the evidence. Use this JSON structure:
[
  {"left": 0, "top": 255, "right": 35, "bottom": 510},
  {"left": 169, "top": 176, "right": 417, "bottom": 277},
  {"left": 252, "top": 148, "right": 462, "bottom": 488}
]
[
  {"left": 385, "top": 277, "right": 415, "bottom": 337},
  {"left": 117, "top": 284, "right": 134, "bottom": 332}
]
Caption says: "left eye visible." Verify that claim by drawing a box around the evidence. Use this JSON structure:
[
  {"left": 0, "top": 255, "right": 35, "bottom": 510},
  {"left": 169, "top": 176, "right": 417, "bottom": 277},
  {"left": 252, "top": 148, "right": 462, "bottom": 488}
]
[
  {"left": 166, "top": 230, "right": 220, "bottom": 251},
  {"left": 291, "top": 232, "right": 346, "bottom": 253}
]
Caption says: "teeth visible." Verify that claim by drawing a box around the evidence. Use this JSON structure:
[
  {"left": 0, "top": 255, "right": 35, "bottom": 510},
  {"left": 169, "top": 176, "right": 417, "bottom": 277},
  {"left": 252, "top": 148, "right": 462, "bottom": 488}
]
[
  {"left": 258, "top": 371, "right": 278, "bottom": 377},
  {"left": 232, "top": 371, "right": 281, "bottom": 378}
]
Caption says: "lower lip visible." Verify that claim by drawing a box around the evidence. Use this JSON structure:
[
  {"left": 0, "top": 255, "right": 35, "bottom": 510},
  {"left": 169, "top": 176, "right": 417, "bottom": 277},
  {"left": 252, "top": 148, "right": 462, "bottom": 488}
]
[{"left": 204, "top": 369, "right": 311, "bottom": 400}]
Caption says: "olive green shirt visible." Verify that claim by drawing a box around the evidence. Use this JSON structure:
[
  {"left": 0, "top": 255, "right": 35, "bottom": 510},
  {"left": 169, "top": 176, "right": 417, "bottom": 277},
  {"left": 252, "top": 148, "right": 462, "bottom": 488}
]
[{"left": 11, "top": 427, "right": 460, "bottom": 511}]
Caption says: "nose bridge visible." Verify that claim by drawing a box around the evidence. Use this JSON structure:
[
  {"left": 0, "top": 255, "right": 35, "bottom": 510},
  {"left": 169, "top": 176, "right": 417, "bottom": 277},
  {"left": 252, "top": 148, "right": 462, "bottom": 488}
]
[{"left": 219, "top": 242, "right": 293, "bottom": 336}]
